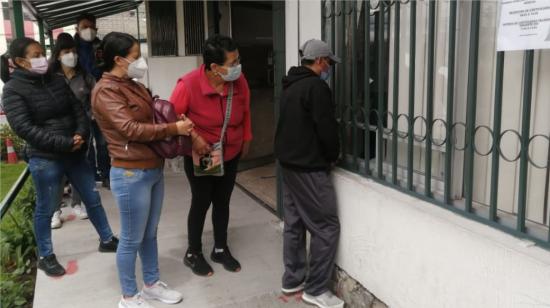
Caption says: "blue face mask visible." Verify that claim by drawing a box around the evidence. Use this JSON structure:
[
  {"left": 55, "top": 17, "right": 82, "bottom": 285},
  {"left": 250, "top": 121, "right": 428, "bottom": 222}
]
[
  {"left": 320, "top": 67, "right": 331, "bottom": 81},
  {"left": 219, "top": 64, "right": 242, "bottom": 82}
]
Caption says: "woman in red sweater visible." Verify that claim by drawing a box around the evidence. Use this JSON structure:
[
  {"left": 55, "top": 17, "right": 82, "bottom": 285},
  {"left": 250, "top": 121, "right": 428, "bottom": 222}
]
[{"left": 170, "top": 34, "right": 252, "bottom": 277}]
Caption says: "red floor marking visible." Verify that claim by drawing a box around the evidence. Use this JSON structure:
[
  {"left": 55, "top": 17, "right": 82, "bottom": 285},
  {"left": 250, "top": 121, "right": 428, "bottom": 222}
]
[
  {"left": 65, "top": 214, "right": 76, "bottom": 222},
  {"left": 295, "top": 293, "right": 303, "bottom": 302},
  {"left": 278, "top": 295, "right": 289, "bottom": 303},
  {"left": 65, "top": 260, "right": 78, "bottom": 275}
]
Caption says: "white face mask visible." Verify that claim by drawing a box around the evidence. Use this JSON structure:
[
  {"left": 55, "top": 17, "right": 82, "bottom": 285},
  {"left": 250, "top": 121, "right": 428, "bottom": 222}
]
[
  {"left": 218, "top": 64, "right": 242, "bottom": 82},
  {"left": 124, "top": 57, "right": 148, "bottom": 79},
  {"left": 60, "top": 52, "right": 78, "bottom": 68},
  {"left": 80, "top": 28, "right": 97, "bottom": 42}
]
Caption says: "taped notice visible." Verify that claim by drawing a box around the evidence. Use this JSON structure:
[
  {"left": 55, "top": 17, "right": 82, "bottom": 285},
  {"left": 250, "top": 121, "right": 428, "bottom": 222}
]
[{"left": 497, "top": 0, "right": 550, "bottom": 51}]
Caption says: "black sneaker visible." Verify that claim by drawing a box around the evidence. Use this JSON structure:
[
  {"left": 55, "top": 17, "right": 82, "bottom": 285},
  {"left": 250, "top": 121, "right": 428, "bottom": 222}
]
[
  {"left": 38, "top": 254, "right": 65, "bottom": 277},
  {"left": 184, "top": 249, "right": 214, "bottom": 277},
  {"left": 211, "top": 247, "right": 241, "bottom": 272},
  {"left": 98, "top": 236, "right": 118, "bottom": 253}
]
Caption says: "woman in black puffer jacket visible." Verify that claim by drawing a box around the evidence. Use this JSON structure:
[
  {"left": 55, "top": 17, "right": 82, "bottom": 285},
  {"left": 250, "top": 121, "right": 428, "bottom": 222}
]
[{"left": 1, "top": 37, "right": 118, "bottom": 277}]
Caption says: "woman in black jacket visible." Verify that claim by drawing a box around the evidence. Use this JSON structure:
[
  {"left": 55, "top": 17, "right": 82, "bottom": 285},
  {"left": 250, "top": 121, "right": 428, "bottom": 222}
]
[{"left": 1, "top": 37, "right": 118, "bottom": 277}]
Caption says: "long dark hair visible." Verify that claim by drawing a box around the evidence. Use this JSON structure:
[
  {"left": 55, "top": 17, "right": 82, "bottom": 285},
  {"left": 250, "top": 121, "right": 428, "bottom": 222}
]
[
  {"left": 102, "top": 32, "right": 138, "bottom": 72},
  {"left": 49, "top": 32, "right": 82, "bottom": 73}
]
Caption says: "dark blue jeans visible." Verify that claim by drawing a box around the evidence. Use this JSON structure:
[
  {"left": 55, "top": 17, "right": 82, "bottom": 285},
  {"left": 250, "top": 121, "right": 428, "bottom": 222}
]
[
  {"left": 87, "top": 120, "right": 111, "bottom": 180},
  {"left": 28, "top": 156, "right": 114, "bottom": 257}
]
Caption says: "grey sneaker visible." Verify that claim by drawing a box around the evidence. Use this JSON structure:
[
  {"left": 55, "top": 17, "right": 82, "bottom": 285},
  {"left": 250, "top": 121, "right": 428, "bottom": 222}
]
[
  {"left": 118, "top": 294, "right": 154, "bottom": 308},
  {"left": 141, "top": 281, "right": 182, "bottom": 304},
  {"left": 302, "top": 291, "right": 344, "bottom": 308}
]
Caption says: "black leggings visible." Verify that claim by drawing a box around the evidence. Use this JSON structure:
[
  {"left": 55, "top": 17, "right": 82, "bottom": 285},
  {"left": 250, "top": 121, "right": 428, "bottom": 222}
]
[{"left": 183, "top": 155, "right": 240, "bottom": 252}]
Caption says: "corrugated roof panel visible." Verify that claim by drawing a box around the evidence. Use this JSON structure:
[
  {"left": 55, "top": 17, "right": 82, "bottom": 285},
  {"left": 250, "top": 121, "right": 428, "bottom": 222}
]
[{"left": 24, "top": 0, "right": 142, "bottom": 30}]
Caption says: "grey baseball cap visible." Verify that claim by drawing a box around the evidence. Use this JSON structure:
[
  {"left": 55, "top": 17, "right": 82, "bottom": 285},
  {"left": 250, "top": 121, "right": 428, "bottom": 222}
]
[{"left": 300, "top": 39, "right": 341, "bottom": 63}]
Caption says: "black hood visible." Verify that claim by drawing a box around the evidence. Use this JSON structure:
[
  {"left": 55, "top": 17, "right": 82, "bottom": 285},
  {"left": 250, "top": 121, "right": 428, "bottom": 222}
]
[{"left": 282, "top": 66, "right": 318, "bottom": 89}]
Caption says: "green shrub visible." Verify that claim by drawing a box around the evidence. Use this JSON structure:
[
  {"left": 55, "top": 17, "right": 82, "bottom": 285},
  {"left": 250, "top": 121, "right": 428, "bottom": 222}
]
[
  {"left": 0, "top": 179, "right": 36, "bottom": 308},
  {"left": 0, "top": 124, "right": 26, "bottom": 161}
]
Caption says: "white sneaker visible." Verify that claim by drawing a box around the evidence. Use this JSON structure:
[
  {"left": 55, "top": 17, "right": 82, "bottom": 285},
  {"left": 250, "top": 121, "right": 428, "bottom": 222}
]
[
  {"left": 281, "top": 282, "right": 305, "bottom": 295},
  {"left": 141, "top": 281, "right": 182, "bottom": 304},
  {"left": 51, "top": 210, "right": 62, "bottom": 229},
  {"left": 302, "top": 291, "right": 344, "bottom": 308},
  {"left": 118, "top": 294, "right": 154, "bottom": 308},
  {"left": 73, "top": 205, "right": 88, "bottom": 220}
]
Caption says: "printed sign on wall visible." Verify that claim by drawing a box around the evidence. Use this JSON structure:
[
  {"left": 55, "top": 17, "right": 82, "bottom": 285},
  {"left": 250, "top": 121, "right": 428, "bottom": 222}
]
[{"left": 497, "top": 0, "right": 550, "bottom": 51}]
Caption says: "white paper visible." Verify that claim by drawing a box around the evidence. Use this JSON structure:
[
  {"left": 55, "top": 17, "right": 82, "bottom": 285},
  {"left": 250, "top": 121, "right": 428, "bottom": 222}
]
[{"left": 497, "top": 0, "right": 550, "bottom": 51}]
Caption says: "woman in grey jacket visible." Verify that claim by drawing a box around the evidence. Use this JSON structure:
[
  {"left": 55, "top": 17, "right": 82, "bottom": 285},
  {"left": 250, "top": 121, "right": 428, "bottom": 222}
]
[{"left": 49, "top": 33, "right": 98, "bottom": 226}]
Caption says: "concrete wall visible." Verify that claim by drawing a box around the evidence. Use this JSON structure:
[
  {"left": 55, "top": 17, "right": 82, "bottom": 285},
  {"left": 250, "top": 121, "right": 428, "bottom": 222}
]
[
  {"left": 333, "top": 169, "right": 550, "bottom": 308},
  {"left": 286, "top": 1, "right": 550, "bottom": 307}
]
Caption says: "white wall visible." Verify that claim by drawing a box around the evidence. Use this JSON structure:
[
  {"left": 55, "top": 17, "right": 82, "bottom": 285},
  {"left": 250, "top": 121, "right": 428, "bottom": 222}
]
[
  {"left": 146, "top": 56, "right": 202, "bottom": 99},
  {"left": 333, "top": 169, "right": 550, "bottom": 308},
  {"left": 285, "top": 0, "right": 322, "bottom": 71}
]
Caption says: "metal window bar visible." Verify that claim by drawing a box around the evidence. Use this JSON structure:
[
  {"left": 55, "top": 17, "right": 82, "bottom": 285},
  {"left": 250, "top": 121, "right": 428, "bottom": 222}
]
[
  {"left": 183, "top": 1, "right": 205, "bottom": 56},
  {"left": 376, "top": 0, "right": 385, "bottom": 180},
  {"left": 364, "top": 0, "right": 372, "bottom": 176},
  {"left": 391, "top": 1, "right": 400, "bottom": 185},
  {"left": 321, "top": 0, "right": 550, "bottom": 249}
]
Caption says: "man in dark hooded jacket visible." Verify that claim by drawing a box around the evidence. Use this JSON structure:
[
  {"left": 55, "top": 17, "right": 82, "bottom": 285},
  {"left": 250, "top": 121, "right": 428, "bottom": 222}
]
[
  {"left": 274, "top": 39, "right": 343, "bottom": 308},
  {"left": 74, "top": 13, "right": 110, "bottom": 188}
]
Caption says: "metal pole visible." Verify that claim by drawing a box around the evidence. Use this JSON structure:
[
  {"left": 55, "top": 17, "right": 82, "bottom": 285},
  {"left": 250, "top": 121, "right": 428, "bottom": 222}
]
[
  {"left": 376, "top": 0, "right": 385, "bottom": 180},
  {"left": 352, "top": 1, "right": 359, "bottom": 170},
  {"left": 364, "top": 0, "right": 371, "bottom": 176},
  {"left": 489, "top": 52, "right": 505, "bottom": 221},
  {"left": 48, "top": 29, "right": 54, "bottom": 55},
  {"left": 407, "top": 0, "right": 417, "bottom": 191},
  {"left": 424, "top": 0, "right": 436, "bottom": 197},
  {"left": 38, "top": 19, "right": 45, "bottom": 48},
  {"left": 391, "top": 1, "right": 400, "bottom": 185},
  {"left": 464, "top": 1, "right": 481, "bottom": 213},
  {"left": 444, "top": 0, "right": 457, "bottom": 205},
  {"left": 516, "top": 50, "right": 534, "bottom": 233},
  {"left": 11, "top": 0, "right": 25, "bottom": 39},
  {"left": 136, "top": 6, "right": 140, "bottom": 42}
]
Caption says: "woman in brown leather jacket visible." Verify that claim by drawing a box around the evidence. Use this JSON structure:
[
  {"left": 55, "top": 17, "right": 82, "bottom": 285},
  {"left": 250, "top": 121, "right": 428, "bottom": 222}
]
[{"left": 91, "top": 32, "right": 193, "bottom": 308}]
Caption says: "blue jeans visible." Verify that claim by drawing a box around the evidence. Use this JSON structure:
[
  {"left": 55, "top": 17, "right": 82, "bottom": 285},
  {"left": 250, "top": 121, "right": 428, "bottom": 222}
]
[
  {"left": 28, "top": 156, "right": 114, "bottom": 257},
  {"left": 110, "top": 167, "right": 164, "bottom": 296}
]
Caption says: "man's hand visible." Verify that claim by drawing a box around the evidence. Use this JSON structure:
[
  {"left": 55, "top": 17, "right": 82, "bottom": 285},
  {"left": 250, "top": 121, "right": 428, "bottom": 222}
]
[{"left": 241, "top": 140, "right": 251, "bottom": 158}]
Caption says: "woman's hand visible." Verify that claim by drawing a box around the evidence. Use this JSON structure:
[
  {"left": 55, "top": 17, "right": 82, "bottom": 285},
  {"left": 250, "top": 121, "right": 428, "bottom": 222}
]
[
  {"left": 241, "top": 140, "right": 251, "bottom": 158},
  {"left": 71, "top": 134, "right": 85, "bottom": 152},
  {"left": 176, "top": 118, "right": 194, "bottom": 136},
  {"left": 192, "top": 132, "right": 211, "bottom": 155}
]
